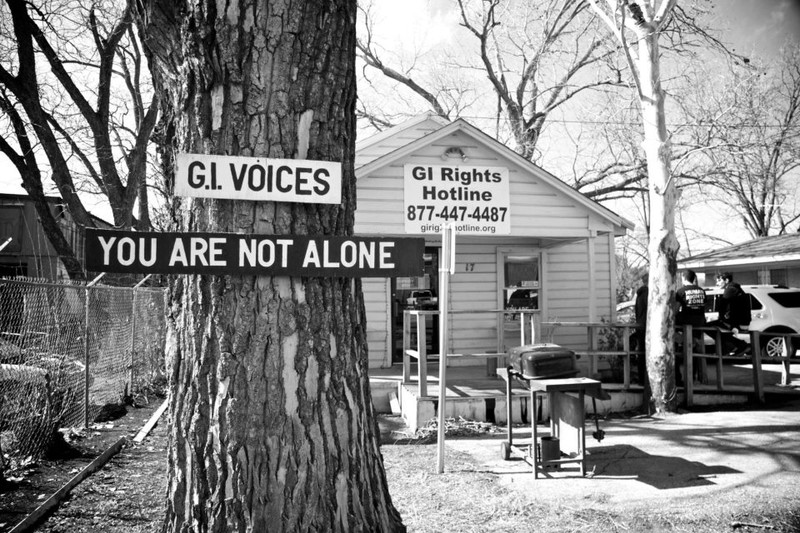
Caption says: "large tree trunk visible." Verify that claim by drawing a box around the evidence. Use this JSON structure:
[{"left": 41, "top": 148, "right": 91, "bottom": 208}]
[
  {"left": 139, "top": 2, "right": 405, "bottom": 531},
  {"left": 638, "top": 31, "right": 679, "bottom": 414}
]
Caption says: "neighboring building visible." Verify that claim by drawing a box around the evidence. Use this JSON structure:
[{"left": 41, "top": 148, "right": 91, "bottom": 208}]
[
  {"left": 0, "top": 193, "right": 110, "bottom": 280},
  {"left": 680, "top": 233, "right": 800, "bottom": 288},
  {"left": 354, "top": 115, "right": 633, "bottom": 373}
]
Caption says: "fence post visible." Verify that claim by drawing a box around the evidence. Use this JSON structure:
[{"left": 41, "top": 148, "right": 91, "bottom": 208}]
[
  {"left": 684, "top": 325, "right": 693, "bottom": 407},
  {"left": 130, "top": 275, "right": 152, "bottom": 397},
  {"left": 750, "top": 331, "right": 765, "bottom": 403},
  {"left": 621, "top": 325, "right": 631, "bottom": 389},
  {"left": 84, "top": 273, "right": 105, "bottom": 428}
]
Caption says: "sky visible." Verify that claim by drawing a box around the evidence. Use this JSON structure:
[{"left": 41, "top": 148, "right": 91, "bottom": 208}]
[
  {"left": 1, "top": 0, "right": 799, "bottom": 239},
  {"left": 721, "top": 0, "right": 800, "bottom": 57}
]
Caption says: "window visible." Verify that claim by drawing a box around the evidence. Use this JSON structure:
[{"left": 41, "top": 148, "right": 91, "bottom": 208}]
[
  {"left": 768, "top": 292, "right": 800, "bottom": 308},
  {"left": 503, "top": 254, "right": 539, "bottom": 311}
]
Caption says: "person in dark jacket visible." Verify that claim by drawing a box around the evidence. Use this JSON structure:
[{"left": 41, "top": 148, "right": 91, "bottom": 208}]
[
  {"left": 710, "top": 272, "right": 751, "bottom": 356},
  {"left": 675, "top": 269, "right": 706, "bottom": 384},
  {"left": 632, "top": 272, "right": 648, "bottom": 385}
]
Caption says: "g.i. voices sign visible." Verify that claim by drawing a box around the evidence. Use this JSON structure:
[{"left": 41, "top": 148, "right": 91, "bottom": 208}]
[{"left": 174, "top": 153, "right": 342, "bottom": 204}]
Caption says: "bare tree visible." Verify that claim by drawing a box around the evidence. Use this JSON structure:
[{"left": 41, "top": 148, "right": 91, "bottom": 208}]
[
  {"left": 0, "top": 0, "right": 159, "bottom": 279},
  {"left": 590, "top": 0, "right": 680, "bottom": 413},
  {"left": 357, "top": 0, "right": 620, "bottom": 156},
  {"left": 678, "top": 45, "right": 800, "bottom": 237},
  {"left": 138, "top": 0, "right": 405, "bottom": 530}
]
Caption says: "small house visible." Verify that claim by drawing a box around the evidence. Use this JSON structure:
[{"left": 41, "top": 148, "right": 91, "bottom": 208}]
[{"left": 354, "top": 115, "right": 633, "bottom": 376}]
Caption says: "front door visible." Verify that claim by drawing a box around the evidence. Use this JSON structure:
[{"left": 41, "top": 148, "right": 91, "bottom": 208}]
[
  {"left": 391, "top": 247, "right": 439, "bottom": 363},
  {"left": 499, "top": 249, "right": 540, "bottom": 351}
]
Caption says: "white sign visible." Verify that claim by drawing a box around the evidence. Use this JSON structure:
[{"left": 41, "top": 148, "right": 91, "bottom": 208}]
[
  {"left": 175, "top": 153, "right": 342, "bottom": 204},
  {"left": 404, "top": 164, "right": 511, "bottom": 235}
]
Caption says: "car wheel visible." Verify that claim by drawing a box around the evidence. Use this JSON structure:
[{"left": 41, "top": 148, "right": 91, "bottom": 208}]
[{"left": 762, "top": 335, "right": 795, "bottom": 358}]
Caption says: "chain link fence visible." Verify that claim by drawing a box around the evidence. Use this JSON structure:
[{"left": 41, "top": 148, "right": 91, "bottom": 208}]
[{"left": 0, "top": 277, "right": 166, "bottom": 459}]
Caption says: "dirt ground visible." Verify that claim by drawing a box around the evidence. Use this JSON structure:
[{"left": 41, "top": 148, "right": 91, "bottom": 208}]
[
  {"left": 0, "top": 401, "right": 167, "bottom": 533},
  {"left": 1, "top": 402, "right": 798, "bottom": 533}
]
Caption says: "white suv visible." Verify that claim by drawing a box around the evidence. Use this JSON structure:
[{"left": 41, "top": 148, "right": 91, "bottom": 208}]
[{"left": 704, "top": 284, "right": 800, "bottom": 357}]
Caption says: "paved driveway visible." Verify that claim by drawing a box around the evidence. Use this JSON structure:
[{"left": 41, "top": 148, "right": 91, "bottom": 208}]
[{"left": 443, "top": 398, "right": 800, "bottom": 506}]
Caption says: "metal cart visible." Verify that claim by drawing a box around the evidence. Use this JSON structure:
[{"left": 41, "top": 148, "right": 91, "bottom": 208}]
[{"left": 498, "top": 367, "right": 606, "bottom": 478}]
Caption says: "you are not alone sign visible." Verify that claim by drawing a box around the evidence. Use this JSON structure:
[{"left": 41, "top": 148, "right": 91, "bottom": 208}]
[{"left": 84, "top": 229, "right": 424, "bottom": 278}]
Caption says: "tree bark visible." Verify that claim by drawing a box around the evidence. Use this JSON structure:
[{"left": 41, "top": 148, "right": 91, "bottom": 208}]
[
  {"left": 138, "top": 1, "right": 405, "bottom": 531},
  {"left": 638, "top": 33, "right": 679, "bottom": 413}
]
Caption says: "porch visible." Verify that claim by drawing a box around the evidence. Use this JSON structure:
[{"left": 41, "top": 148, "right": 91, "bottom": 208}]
[{"left": 369, "top": 311, "right": 800, "bottom": 431}]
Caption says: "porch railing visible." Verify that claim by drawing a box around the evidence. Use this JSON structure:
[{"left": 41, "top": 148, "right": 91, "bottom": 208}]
[
  {"left": 402, "top": 308, "right": 539, "bottom": 397},
  {"left": 401, "top": 310, "right": 798, "bottom": 405}
]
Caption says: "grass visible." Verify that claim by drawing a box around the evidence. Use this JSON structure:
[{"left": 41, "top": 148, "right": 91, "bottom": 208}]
[{"left": 381, "top": 423, "right": 800, "bottom": 533}]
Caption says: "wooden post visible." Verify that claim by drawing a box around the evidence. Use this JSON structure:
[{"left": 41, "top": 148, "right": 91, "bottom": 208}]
[
  {"left": 684, "top": 325, "right": 693, "bottom": 406},
  {"left": 622, "top": 325, "right": 631, "bottom": 389},
  {"left": 781, "top": 336, "right": 791, "bottom": 386},
  {"left": 750, "top": 331, "right": 765, "bottom": 403},
  {"left": 498, "top": 312, "right": 506, "bottom": 354},
  {"left": 416, "top": 313, "right": 427, "bottom": 397},
  {"left": 402, "top": 311, "right": 411, "bottom": 384},
  {"left": 715, "top": 328, "right": 724, "bottom": 390},
  {"left": 588, "top": 325, "right": 598, "bottom": 377}
]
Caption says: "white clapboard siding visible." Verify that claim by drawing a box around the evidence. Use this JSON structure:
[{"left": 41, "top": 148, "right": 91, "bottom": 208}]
[
  {"left": 362, "top": 278, "right": 391, "bottom": 368},
  {"left": 543, "top": 238, "right": 614, "bottom": 352},
  {"left": 448, "top": 244, "right": 501, "bottom": 355}
]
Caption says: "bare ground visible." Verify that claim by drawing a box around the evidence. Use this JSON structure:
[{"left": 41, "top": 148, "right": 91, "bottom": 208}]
[
  {"left": 0, "top": 407, "right": 798, "bottom": 533},
  {"left": 0, "top": 401, "right": 167, "bottom": 533}
]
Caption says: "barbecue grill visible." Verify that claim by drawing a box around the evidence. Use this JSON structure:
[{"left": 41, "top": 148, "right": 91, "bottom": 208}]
[
  {"left": 507, "top": 343, "right": 579, "bottom": 379},
  {"left": 500, "top": 343, "right": 606, "bottom": 478}
]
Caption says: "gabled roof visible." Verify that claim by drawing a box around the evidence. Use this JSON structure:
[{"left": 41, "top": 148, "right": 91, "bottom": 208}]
[
  {"left": 356, "top": 117, "right": 634, "bottom": 232},
  {"left": 680, "top": 233, "right": 800, "bottom": 269},
  {"left": 355, "top": 113, "right": 450, "bottom": 152}
]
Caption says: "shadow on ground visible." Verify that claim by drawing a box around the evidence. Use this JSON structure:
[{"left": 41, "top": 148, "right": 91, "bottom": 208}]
[{"left": 585, "top": 444, "right": 741, "bottom": 489}]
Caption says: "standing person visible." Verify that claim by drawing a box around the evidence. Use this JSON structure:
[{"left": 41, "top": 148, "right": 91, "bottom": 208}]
[
  {"left": 675, "top": 269, "right": 706, "bottom": 384},
  {"left": 711, "top": 272, "right": 751, "bottom": 356},
  {"left": 632, "top": 272, "right": 648, "bottom": 385}
]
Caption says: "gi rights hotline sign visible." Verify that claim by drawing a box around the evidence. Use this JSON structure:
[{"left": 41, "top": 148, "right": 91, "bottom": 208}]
[
  {"left": 175, "top": 153, "right": 341, "bottom": 204},
  {"left": 404, "top": 164, "right": 511, "bottom": 235}
]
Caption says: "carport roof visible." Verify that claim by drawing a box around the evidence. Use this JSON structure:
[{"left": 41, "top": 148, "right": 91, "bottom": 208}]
[{"left": 680, "top": 233, "right": 800, "bottom": 269}]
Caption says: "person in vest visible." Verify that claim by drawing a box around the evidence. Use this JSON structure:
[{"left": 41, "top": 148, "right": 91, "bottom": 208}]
[
  {"left": 712, "top": 272, "right": 751, "bottom": 356},
  {"left": 675, "top": 269, "right": 706, "bottom": 384}
]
